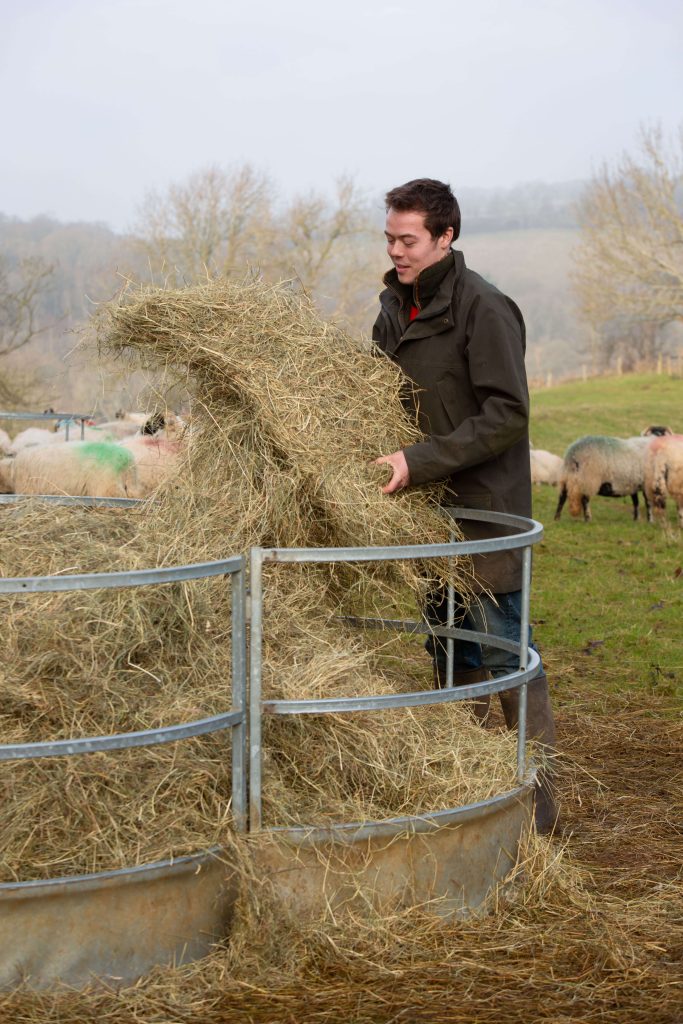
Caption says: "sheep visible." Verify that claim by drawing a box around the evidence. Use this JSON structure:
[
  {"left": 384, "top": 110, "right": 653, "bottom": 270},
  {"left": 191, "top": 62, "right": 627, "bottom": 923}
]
[
  {"left": 88, "top": 411, "right": 185, "bottom": 443},
  {"left": 8, "top": 428, "right": 60, "bottom": 454},
  {"left": 90, "top": 420, "right": 144, "bottom": 440},
  {"left": 643, "top": 434, "right": 683, "bottom": 528},
  {"left": 120, "top": 433, "right": 183, "bottom": 496},
  {"left": 0, "top": 457, "right": 14, "bottom": 493},
  {"left": 140, "top": 411, "right": 185, "bottom": 439},
  {"left": 554, "top": 426, "right": 672, "bottom": 522},
  {"left": 9, "top": 425, "right": 109, "bottom": 451},
  {"left": 5, "top": 441, "right": 138, "bottom": 498},
  {"left": 4, "top": 431, "right": 182, "bottom": 500},
  {"left": 50, "top": 411, "right": 182, "bottom": 444},
  {"left": 530, "top": 447, "right": 563, "bottom": 486},
  {"left": 0, "top": 429, "right": 11, "bottom": 455}
]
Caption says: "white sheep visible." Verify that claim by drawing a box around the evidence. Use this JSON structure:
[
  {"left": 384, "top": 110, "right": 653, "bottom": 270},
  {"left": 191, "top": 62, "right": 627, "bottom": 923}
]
[
  {"left": 0, "top": 457, "right": 14, "bottom": 493},
  {"left": 0, "top": 429, "right": 11, "bottom": 455},
  {"left": 8, "top": 427, "right": 60, "bottom": 454},
  {"left": 120, "top": 432, "right": 183, "bottom": 496},
  {"left": 90, "top": 420, "right": 143, "bottom": 440},
  {"left": 2, "top": 431, "right": 182, "bottom": 499},
  {"left": 4, "top": 440, "right": 137, "bottom": 498},
  {"left": 643, "top": 434, "right": 683, "bottom": 527},
  {"left": 554, "top": 426, "right": 672, "bottom": 522},
  {"left": 530, "top": 447, "right": 563, "bottom": 486}
]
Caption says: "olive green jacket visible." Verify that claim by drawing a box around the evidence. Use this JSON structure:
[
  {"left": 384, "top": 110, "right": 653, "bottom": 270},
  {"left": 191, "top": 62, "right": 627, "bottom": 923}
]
[{"left": 372, "top": 249, "right": 531, "bottom": 592}]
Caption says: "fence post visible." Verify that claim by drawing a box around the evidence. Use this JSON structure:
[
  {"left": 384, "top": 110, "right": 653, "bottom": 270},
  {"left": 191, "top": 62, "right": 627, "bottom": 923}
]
[
  {"left": 231, "top": 564, "right": 247, "bottom": 832},
  {"left": 248, "top": 547, "right": 264, "bottom": 831},
  {"left": 516, "top": 546, "right": 532, "bottom": 783},
  {"left": 446, "top": 531, "right": 455, "bottom": 687}
]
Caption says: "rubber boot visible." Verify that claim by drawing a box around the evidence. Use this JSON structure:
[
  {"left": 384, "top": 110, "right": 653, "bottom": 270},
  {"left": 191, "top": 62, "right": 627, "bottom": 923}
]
[
  {"left": 433, "top": 664, "right": 491, "bottom": 725},
  {"left": 498, "top": 672, "right": 559, "bottom": 834}
]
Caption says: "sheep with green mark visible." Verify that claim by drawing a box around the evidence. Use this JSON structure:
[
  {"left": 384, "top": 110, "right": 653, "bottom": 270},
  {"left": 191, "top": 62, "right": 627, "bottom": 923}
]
[{"left": 0, "top": 434, "right": 181, "bottom": 499}]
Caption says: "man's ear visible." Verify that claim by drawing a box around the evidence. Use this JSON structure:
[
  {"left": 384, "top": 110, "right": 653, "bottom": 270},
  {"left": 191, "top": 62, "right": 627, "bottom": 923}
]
[{"left": 441, "top": 226, "right": 454, "bottom": 249}]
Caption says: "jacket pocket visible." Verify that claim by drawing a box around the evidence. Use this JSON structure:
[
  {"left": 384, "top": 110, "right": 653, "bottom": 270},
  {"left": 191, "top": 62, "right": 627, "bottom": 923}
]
[{"left": 435, "top": 374, "right": 474, "bottom": 432}]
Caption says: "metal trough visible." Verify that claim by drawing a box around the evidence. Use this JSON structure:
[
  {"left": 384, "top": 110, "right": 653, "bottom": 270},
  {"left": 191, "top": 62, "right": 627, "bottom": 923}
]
[
  {"left": 0, "top": 851, "right": 236, "bottom": 990},
  {"left": 0, "top": 784, "right": 533, "bottom": 990},
  {"left": 0, "top": 499, "right": 542, "bottom": 989}
]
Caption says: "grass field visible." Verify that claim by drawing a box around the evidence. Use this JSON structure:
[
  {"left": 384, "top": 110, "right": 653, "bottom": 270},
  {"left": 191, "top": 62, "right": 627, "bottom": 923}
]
[{"left": 529, "top": 372, "right": 683, "bottom": 707}]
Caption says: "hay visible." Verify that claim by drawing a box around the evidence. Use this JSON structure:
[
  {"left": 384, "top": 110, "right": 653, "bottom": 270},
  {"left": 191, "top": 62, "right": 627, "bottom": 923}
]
[
  {"left": 93, "top": 276, "right": 465, "bottom": 592},
  {"left": 0, "top": 278, "right": 517, "bottom": 881},
  {"left": 2, "top": 693, "right": 679, "bottom": 1023}
]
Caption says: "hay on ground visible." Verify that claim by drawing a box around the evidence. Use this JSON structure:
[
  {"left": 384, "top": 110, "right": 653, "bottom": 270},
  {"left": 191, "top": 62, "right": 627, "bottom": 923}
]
[{"left": 2, "top": 694, "right": 680, "bottom": 1023}]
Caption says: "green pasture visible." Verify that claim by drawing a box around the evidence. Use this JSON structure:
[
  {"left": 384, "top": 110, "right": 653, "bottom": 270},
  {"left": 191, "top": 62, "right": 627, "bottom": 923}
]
[
  {"left": 530, "top": 372, "right": 682, "bottom": 453},
  {"left": 529, "top": 373, "right": 683, "bottom": 706}
]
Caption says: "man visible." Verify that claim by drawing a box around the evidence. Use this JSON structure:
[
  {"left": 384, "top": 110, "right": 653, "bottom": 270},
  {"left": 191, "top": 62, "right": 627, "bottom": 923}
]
[{"left": 372, "top": 178, "right": 558, "bottom": 833}]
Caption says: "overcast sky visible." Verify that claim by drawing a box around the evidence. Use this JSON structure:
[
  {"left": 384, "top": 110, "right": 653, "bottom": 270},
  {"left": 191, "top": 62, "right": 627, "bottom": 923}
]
[{"left": 2, "top": 0, "right": 681, "bottom": 232}]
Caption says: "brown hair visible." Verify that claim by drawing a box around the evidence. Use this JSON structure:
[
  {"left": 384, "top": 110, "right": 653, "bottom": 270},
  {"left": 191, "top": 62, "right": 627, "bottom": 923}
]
[{"left": 385, "top": 178, "right": 461, "bottom": 241}]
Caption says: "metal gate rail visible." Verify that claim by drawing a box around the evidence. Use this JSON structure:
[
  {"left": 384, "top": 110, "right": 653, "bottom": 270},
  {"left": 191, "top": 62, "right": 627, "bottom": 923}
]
[
  {"left": 0, "top": 499, "right": 542, "bottom": 867},
  {"left": 0, "top": 410, "right": 94, "bottom": 441},
  {"left": 0, "top": 496, "right": 247, "bottom": 831},
  {"left": 248, "top": 507, "right": 543, "bottom": 829}
]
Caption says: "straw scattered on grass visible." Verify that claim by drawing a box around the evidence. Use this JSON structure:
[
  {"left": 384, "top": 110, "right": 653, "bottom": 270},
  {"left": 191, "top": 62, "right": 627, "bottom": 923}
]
[{"left": 2, "top": 692, "right": 679, "bottom": 1023}]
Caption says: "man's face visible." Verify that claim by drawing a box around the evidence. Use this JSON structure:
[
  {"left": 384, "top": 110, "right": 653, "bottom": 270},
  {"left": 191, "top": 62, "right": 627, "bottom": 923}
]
[{"left": 384, "top": 208, "right": 453, "bottom": 286}]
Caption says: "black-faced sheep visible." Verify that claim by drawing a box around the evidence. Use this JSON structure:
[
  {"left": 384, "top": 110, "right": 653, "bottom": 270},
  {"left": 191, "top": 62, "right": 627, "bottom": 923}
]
[{"left": 554, "top": 426, "right": 672, "bottom": 522}]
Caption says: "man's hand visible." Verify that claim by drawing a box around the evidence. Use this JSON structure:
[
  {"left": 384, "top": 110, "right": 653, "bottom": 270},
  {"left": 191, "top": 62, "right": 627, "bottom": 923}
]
[{"left": 375, "top": 450, "right": 410, "bottom": 494}]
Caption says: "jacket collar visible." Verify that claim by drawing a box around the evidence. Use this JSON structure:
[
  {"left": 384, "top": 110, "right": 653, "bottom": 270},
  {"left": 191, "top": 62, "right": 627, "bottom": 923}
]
[
  {"left": 383, "top": 249, "right": 455, "bottom": 311},
  {"left": 381, "top": 249, "right": 466, "bottom": 344}
]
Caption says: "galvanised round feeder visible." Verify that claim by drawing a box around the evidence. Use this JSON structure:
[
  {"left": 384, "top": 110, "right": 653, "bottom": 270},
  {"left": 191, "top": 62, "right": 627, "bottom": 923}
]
[{"left": 0, "top": 498, "right": 541, "bottom": 989}]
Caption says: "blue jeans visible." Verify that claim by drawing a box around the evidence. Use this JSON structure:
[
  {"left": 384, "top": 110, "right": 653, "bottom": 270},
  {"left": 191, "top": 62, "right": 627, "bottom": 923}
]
[{"left": 424, "top": 589, "right": 543, "bottom": 679}]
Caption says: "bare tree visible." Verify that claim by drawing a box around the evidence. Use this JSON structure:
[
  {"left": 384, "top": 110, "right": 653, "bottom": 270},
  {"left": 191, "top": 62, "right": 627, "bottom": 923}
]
[
  {"left": 135, "top": 165, "right": 376, "bottom": 334},
  {"left": 135, "top": 164, "right": 274, "bottom": 283},
  {"left": 0, "top": 255, "right": 53, "bottom": 405},
  {"left": 273, "top": 175, "right": 376, "bottom": 330},
  {"left": 572, "top": 124, "right": 683, "bottom": 367},
  {"left": 276, "top": 176, "right": 367, "bottom": 285}
]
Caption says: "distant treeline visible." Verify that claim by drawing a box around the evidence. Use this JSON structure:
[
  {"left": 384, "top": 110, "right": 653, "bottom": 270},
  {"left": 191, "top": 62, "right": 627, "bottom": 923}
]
[
  {"left": 0, "top": 179, "right": 587, "bottom": 409},
  {"left": 457, "top": 181, "right": 583, "bottom": 233}
]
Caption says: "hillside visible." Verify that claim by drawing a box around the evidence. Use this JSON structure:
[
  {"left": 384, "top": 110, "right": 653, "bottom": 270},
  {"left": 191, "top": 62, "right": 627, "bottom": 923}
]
[{"left": 462, "top": 227, "right": 580, "bottom": 380}]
